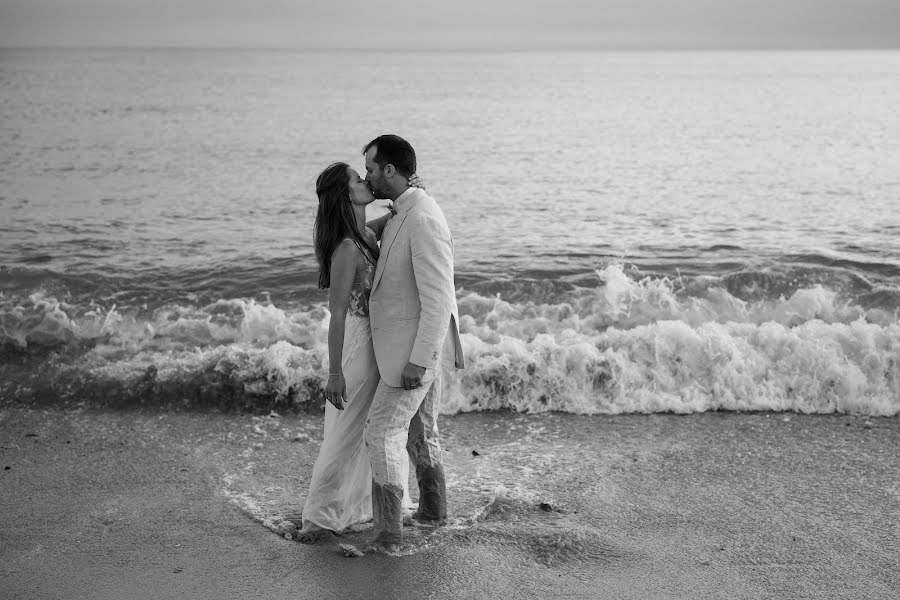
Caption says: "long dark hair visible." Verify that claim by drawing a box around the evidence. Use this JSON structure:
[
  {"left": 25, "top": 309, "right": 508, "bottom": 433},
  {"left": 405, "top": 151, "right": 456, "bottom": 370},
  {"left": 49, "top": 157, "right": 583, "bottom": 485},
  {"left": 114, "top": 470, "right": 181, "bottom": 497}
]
[{"left": 313, "top": 162, "right": 379, "bottom": 289}]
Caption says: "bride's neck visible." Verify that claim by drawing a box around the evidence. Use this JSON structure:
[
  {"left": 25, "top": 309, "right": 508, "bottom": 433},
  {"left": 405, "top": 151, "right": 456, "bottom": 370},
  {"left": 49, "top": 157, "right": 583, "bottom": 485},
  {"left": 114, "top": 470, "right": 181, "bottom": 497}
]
[{"left": 352, "top": 204, "right": 367, "bottom": 236}]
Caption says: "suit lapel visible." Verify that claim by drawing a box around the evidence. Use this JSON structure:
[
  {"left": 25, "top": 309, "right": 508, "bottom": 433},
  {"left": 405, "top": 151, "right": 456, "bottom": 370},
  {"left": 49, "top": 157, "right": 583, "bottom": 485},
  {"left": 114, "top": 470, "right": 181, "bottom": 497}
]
[{"left": 372, "top": 211, "right": 409, "bottom": 293}]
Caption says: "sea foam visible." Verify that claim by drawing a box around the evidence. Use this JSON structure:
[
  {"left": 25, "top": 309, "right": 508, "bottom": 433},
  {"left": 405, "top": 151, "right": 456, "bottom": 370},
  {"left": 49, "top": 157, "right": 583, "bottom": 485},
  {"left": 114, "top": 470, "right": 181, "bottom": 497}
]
[
  {"left": 444, "top": 265, "right": 898, "bottom": 415},
  {"left": 2, "top": 266, "right": 898, "bottom": 415}
]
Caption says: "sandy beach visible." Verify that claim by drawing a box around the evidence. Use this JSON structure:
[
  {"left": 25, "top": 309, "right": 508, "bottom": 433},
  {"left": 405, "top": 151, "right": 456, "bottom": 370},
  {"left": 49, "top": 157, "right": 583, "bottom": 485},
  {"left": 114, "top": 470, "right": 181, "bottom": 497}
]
[{"left": 1, "top": 405, "right": 897, "bottom": 600}]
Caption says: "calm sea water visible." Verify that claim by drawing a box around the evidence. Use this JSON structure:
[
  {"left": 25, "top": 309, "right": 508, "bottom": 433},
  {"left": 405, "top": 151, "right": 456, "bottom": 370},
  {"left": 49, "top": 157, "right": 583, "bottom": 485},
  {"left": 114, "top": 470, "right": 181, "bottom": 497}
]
[{"left": 1, "top": 49, "right": 899, "bottom": 415}]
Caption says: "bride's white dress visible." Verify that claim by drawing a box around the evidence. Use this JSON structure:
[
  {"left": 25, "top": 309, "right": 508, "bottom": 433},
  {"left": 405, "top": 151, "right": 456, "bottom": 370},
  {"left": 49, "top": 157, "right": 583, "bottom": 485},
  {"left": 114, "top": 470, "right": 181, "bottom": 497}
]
[{"left": 301, "top": 241, "right": 411, "bottom": 532}]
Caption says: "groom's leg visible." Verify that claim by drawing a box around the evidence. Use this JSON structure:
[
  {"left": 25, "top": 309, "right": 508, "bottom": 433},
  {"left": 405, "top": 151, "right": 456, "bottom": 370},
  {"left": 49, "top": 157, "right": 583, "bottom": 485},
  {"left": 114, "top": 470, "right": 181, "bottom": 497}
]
[
  {"left": 365, "top": 379, "right": 431, "bottom": 545},
  {"left": 406, "top": 368, "right": 446, "bottom": 523}
]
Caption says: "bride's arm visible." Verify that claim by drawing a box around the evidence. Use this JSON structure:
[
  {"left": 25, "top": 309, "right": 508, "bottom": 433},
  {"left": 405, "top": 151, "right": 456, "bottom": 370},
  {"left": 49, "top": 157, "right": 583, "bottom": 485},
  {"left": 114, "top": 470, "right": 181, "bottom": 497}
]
[
  {"left": 365, "top": 212, "right": 392, "bottom": 241},
  {"left": 365, "top": 174, "right": 426, "bottom": 241},
  {"left": 324, "top": 240, "right": 357, "bottom": 410}
]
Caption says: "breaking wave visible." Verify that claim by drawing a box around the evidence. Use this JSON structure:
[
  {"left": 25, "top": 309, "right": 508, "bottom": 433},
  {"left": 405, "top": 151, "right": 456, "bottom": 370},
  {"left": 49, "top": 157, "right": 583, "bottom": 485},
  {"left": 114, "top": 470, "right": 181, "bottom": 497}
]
[{"left": 2, "top": 264, "right": 898, "bottom": 416}]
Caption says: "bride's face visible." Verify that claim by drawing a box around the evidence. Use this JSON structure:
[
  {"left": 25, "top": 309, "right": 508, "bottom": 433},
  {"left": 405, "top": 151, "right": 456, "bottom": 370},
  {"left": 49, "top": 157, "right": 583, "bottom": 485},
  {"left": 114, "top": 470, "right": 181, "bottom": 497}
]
[{"left": 347, "top": 167, "right": 375, "bottom": 206}]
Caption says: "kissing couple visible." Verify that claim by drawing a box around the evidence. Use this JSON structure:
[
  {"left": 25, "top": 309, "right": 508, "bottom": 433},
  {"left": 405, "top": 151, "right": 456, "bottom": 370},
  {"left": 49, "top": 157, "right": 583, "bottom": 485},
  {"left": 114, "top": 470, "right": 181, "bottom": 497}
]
[{"left": 299, "top": 134, "right": 465, "bottom": 554}]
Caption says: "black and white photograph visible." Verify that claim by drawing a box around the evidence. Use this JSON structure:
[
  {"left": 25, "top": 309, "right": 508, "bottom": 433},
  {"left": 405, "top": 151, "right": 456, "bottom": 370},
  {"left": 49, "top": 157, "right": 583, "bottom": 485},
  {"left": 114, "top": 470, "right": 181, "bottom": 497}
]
[{"left": 1, "top": 1, "right": 898, "bottom": 598}]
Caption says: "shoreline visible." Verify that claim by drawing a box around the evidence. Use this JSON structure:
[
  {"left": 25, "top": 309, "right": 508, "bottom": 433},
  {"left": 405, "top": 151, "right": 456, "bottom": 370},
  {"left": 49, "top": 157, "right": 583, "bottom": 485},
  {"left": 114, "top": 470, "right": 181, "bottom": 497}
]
[{"left": 1, "top": 406, "right": 898, "bottom": 599}]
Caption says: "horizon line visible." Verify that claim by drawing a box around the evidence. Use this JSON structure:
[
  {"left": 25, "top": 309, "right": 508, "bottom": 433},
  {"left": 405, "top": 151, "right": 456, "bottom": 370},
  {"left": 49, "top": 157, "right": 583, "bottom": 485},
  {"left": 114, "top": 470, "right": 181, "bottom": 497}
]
[{"left": 2, "top": 43, "right": 900, "bottom": 53}]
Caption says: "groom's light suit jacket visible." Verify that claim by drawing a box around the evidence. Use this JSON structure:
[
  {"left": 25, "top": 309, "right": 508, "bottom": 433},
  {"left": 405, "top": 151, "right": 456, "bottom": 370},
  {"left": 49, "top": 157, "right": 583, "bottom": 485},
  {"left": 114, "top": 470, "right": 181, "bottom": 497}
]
[{"left": 369, "top": 187, "right": 465, "bottom": 388}]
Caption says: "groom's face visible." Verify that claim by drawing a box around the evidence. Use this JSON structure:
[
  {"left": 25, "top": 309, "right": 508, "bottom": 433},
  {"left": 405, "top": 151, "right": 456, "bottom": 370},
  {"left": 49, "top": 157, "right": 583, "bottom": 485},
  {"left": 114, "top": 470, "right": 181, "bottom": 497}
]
[{"left": 364, "top": 146, "right": 389, "bottom": 198}]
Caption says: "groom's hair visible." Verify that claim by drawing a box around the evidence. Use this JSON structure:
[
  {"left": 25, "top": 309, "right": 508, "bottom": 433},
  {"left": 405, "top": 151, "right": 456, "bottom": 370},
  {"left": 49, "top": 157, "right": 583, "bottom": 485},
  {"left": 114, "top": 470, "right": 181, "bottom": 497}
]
[{"left": 363, "top": 135, "right": 416, "bottom": 178}]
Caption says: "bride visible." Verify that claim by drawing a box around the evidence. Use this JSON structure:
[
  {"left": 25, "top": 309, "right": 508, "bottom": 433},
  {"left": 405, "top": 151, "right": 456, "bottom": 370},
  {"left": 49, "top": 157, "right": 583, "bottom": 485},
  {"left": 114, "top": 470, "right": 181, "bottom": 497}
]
[{"left": 297, "top": 161, "right": 416, "bottom": 540}]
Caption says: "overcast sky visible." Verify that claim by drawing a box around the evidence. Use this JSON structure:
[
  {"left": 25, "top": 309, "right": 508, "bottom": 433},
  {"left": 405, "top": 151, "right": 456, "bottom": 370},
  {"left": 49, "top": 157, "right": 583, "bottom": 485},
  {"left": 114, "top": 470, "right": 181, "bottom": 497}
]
[{"left": 1, "top": 0, "right": 899, "bottom": 49}]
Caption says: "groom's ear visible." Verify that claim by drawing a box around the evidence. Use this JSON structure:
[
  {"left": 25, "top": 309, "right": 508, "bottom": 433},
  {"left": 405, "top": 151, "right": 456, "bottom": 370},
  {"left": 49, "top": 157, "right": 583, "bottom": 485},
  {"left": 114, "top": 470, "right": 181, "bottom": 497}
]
[{"left": 384, "top": 163, "right": 395, "bottom": 178}]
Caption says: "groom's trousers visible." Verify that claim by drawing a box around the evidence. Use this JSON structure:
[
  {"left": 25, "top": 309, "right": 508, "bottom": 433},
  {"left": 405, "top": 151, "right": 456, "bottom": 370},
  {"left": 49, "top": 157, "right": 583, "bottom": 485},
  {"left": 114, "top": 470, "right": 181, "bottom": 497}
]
[{"left": 365, "top": 366, "right": 446, "bottom": 545}]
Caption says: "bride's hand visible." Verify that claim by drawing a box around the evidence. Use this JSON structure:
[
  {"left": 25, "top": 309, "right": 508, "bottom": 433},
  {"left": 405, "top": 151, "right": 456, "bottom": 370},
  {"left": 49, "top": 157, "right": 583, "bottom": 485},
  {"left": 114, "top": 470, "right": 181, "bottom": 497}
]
[
  {"left": 408, "top": 173, "right": 426, "bottom": 190},
  {"left": 325, "top": 373, "right": 346, "bottom": 410}
]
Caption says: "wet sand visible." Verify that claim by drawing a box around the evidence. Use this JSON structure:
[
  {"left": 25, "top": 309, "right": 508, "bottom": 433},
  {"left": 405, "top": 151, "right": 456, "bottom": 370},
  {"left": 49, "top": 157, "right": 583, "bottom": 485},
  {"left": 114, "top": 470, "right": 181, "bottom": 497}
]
[{"left": 1, "top": 406, "right": 897, "bottom": 600}]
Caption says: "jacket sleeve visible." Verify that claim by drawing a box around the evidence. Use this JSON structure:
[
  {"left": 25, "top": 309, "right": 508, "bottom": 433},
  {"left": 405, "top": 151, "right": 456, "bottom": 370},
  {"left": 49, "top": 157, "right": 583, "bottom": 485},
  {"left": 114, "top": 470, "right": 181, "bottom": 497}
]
[{"left": 408, "top": 213, "right": 455, "bottom": 369}]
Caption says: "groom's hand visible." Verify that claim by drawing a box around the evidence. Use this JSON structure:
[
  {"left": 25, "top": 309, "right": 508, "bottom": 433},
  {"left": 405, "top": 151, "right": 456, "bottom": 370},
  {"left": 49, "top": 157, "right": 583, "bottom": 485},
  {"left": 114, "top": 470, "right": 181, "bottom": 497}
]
[{"left": 401, "top": 362, "right": 427, "bottom": 390}]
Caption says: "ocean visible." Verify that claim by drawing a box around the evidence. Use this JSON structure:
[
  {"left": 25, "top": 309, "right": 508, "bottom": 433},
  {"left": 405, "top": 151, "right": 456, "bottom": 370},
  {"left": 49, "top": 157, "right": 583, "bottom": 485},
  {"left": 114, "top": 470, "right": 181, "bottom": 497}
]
[{"left": 1, "top": 49, "right": 899, "bottom": 415}]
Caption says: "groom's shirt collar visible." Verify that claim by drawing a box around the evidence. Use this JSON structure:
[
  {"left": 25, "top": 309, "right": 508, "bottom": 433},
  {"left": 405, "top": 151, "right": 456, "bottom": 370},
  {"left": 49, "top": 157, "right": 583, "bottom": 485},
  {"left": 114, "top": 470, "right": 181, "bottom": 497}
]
[{"left": 392, "top": 187, "right": 422, "bottom": 214}]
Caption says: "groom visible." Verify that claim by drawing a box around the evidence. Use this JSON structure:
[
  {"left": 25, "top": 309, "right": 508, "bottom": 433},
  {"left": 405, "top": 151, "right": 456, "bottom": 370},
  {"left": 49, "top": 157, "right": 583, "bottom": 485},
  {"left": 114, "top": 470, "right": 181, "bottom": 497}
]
[{"left": 362, "top": 134, "right": 465, "bottom": 551}]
